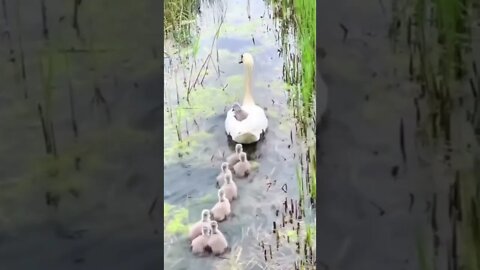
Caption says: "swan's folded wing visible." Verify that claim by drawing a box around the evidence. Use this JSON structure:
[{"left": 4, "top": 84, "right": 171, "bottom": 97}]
[
  {"left": 225, "top": 109, "right": 239, "bottom": 136},
  {"left": 225, "top": 106, "right": 268, "bottom": 141}
]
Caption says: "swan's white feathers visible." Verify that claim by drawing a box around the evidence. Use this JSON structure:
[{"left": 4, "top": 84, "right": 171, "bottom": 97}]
[{"left": 225, "top": 104, "right": 268, "bottom": 144}]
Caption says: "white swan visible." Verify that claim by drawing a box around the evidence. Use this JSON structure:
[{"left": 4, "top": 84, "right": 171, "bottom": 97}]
[{"left": 225, "top": 53, "right": 268, "bottom": 144}]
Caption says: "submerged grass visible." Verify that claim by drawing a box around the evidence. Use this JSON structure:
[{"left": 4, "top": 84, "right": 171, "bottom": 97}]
[
  {"left": 408, "top": 0, "right": 471, "bottom": 143},
  {"left": 395, "top": 0, "right": 480, "bottom": 269}
]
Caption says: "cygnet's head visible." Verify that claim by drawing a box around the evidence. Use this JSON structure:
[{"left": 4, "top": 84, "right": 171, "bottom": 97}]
[
  {"left": 210, "top": 221, "right": 219, "bottom": 233},
  {"left": 221, "top": 162, "right": 228, "bottom": 172},
  {"left": 201, "top": 209, "right": 210, "bottom": 221},
  {"left": 224, "top": 172, "right": 232, "bottom": 184},
  {"left": 232, "top": 103, "right": 242, "bottom": 112},
  {"left": 239, "top": 152, "right": 247, "bottom": 162},
  {"left": 235, "top": 144, "right": 243, "bottom": 154},
  {"left": 239, "top": 52, "right": 254, "bottom": 68},
  {"left": 201, "top": 225, "right": 210, "bottom": 236},
  {"left": 218, "top": 189, "right": 225, "bottom": 201}
]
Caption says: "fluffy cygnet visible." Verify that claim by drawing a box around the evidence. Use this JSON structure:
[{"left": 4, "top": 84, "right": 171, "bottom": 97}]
[
  {"left": 211, "top": 189, "right": 231, "bottom": 222},
  {"left": 216, "top": 162, "right": 232, "bottom": 188},
  {"left": 221, "top": 172, "right": 238, "bottom": 201},
  {"left": 208, "top": 220, "right": 229, "bottom": 255},
  {"left": 191, "top": 225, "right": 211, "bottom": 255},
  {"left": 233, "top": 152, "right": 251, "bottom": 178},
  {"left": 188, "top": 209, "right": 211, "bottom": 240}
]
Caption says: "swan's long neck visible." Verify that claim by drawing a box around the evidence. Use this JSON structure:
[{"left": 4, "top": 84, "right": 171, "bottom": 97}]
[{"left": 243, "top": 65, "right": 255, "bottom": 106}]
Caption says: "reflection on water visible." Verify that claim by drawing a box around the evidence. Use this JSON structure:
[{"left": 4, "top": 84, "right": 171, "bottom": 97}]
[
  {"left": 0, "top": 0, "right": 162, "bottom": 269},
  {"left": 163, "top": 0, "right": 311, "bottom": 269}
]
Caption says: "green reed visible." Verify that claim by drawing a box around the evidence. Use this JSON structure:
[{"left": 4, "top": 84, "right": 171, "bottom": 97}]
[
  {"left": 396, "top": 0, "right": 479, "bottom": 269},
  {"left": 293, "top": 0, "right": 315, "bottom": 119},
  {"left": 164, "top": 0, "right": 200, "bottom": 45},
  {"left": 266, "top": 0, "right": 316, "bottom": 121},
  {"left": 408, "top": 0, "right": 471, "bottom": 142},
  {"left": 265, "top": 0, "right": 317, "bottom": 268},
  {"left": 267, "top": 0, "right": 316, "bottom": 200}
]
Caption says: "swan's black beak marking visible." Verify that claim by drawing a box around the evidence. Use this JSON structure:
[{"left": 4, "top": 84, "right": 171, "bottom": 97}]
[{"left": 238, "top": 54, "right": 243, "bottom": 64}]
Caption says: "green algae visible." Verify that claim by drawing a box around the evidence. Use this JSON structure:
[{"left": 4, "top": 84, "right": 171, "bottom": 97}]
[
  {"left": 178, "top": 86, "right": 235, "bottom": 119},
  {"left": 219, "top": 19, "right": 263, "bottom": 38},
  {"left": 164, "top": 131, "right": 214, "bottom": 165},
  {"left": 164, "top": 202, "right": 190, "bottom": 236},
  {"left": 226, "top": 74, "right": 244, "bottom": 88},
  {"left": 197, "top": 192, "right": 217, "bottom": 204}
]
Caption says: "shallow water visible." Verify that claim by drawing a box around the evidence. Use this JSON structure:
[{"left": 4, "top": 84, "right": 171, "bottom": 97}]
[
  {"left": 0, "top": 0, "right": 163, "bottom": 269},
  {"left": 163, "top": 0, "right": 312, "bottom": 269}
]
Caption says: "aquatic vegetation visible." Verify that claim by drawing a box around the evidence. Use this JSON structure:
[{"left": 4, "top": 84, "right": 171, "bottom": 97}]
[
  {"left": 403, "top": 0, "right": 473, "bottom": 143},
  {"left": 164, "top": 64, "right": 239, "bottom": 164},
  {"left": 263, "top": 0, "right": 317, "bottom": 267},
  {"left": 226, "top": 75, "right": 244, "bottom": 90},
  {"left": 164, "top": 84, "right": 235, "bottom": 165},
  {"left": 393, "top": 0, "right": 480, "bottom": 268},
  {"left": 293, "top": 0, "right": 316, "bottom": 118},
  {"left": 416, "top": 232, "right": 434, "bottom": 270},
  {"left": 164, "top": 203, "right": 190, "bottom": 235},
  {"left": 197, "top": 193, "right": 217, "bottom": 204},
  {"left": 178, "top": 86, "right": 236, "bottom": 119},
  {"left": 220, "top": 20, "right": 264, "bottom": 39},
  {"left": 164, "top": 131, "right": 213, "bottom": 165},
  {"left": 164, "top": 0, "right": 200, "bottom": 45},
  {"left": 254, "top": 197, "right": 316, "bottom": 269}
]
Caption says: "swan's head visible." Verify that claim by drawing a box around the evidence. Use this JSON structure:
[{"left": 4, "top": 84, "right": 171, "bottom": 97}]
[
  {"left": 235, "top": 144, "right": 243, "bottom": 154},
  {"left": 239, "top": 53, "right": 254, "bottom": 68},
  {"left": 211, "top": 221, "right": 219, "bottom": 233},
  {"left": 201, "top": 209, "right": 210, "bottom": 221},
  {"left": 239, "top": 152, "right": 247, "bottom": 162},
  {"left": 221, "top": 162, "right": 228, "bottom": 172},
  {"left": 201, "top": 225, "right": 210, "bottom": 236}
]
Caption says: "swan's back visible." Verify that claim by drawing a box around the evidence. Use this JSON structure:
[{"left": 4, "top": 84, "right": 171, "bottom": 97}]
[{"left": 225, "top": 104, "right": 268, "bottom": 144}]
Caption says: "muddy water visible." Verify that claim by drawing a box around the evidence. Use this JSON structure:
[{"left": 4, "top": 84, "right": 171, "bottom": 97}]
[
  {"left": 316, "top": 1, "right": 479, "bottom": 270},
  {"left": 0, "top": 0, "right": 163, "bottom": 269},
  {"left": 163, "top": 0, "right": 311, "bottom": 269}
]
